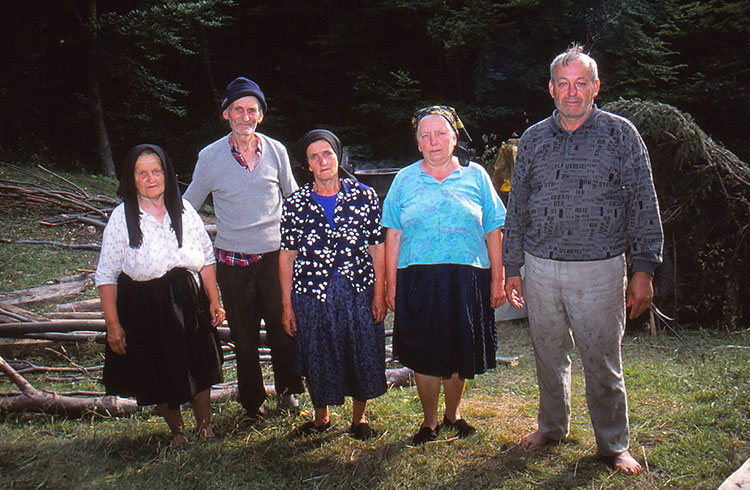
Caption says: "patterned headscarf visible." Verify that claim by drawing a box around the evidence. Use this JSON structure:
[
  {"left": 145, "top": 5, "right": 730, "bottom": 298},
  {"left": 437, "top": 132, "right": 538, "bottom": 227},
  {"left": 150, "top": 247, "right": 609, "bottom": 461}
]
[
  {"left": 411, "top": 105, "right": 470, "bottom": 141},
  {"left": 411, "top": 105, "right": 473, "bottom": 164}
]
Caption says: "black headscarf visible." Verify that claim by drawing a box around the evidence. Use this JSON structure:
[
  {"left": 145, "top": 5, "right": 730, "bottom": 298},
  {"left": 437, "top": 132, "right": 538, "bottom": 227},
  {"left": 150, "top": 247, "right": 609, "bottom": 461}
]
[
  {"left": 296, "top": 129, "right": 356, "bottom": 180},
  {"left": 117, "top": 144, "right": 184, "bottom": 249}
]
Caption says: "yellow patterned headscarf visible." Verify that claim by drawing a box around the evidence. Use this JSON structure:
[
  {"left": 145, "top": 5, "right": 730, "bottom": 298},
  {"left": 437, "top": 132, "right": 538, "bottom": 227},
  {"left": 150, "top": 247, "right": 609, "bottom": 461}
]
[{"left": 411, "top": 105, "right": 467, "bottom": 138}]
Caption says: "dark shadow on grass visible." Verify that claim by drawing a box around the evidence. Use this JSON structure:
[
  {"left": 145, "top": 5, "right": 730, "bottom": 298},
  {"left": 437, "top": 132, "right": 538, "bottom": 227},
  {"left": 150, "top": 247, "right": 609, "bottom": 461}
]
[
  {"left": 426, "top": 436, "right": 619, "bottom": 490},
  {"left": 101, "top": 431, "right": 165, "bottom": 461},
  {"left": 221, "top": 423, "right": 415, "bottom": 489}
]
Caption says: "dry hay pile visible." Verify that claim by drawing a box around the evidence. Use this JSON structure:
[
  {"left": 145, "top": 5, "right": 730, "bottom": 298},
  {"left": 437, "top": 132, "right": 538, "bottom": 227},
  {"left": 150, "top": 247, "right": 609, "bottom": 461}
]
[{"left": 603, "top": 99, "right": 750, "bottom": 328}]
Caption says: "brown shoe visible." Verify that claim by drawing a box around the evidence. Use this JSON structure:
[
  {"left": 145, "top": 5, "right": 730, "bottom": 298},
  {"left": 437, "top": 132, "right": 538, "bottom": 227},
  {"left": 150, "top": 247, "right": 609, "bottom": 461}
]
[
  {"left": 237, "top": 406, "right": 268, "bottom": 429},
  {"left": 279, "top": 394, "right": 299, "bottom": 410}
]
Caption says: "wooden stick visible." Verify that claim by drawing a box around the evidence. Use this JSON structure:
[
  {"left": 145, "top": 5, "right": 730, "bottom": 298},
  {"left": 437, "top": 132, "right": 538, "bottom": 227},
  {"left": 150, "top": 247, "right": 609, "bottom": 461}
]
[
  {"left": 0, "top": 320, "right": 106, "bottom": 336},
  {"left": 36, "top": 164, "right": 90, "bottom": 198},
  {"left": 0, "top": 354, "right": 38, "bottom": 394},
  {"left": 0, "top": 237, "right": 101, "bottom": 250}
]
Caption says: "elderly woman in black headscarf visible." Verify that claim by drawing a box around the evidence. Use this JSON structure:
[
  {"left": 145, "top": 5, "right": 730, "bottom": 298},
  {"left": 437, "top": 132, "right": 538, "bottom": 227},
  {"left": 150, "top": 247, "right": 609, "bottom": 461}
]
[
  {"left": 279, "top": 129, "right": 387, "bottom": 440},
  {"left": 381, "top": 106, "right": 507, "bottom": 444},
  {"left": 96, "top": 144, "right": 225, "bottom": 448}
]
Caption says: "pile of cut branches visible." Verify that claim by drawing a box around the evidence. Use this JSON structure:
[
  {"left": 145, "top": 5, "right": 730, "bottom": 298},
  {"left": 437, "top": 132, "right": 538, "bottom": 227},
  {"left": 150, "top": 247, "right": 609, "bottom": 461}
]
[
  {"left": 604, "top": 99, "right": 750, "bottom": 328},
  {"left": 0, "top": 162, "right": 116, "bottom": 229}
]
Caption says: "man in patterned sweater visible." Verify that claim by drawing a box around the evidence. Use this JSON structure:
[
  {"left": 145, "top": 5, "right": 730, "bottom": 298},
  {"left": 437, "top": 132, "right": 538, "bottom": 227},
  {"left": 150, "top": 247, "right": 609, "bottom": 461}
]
[
  {"left": 184, "top": 77, "right": 304, "bottom": 422},
  {"left": 502, "top": 45, "right": 663, "bottom": 475}
]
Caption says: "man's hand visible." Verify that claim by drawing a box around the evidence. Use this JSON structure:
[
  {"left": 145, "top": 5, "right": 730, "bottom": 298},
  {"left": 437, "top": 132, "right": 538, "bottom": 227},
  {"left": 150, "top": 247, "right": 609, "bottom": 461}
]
[
  {"left": 504, "top": 276, "right": 525, "bottom": 309},
  {"left": 626, "top": 271, "right": 654, "bottom": 319}
]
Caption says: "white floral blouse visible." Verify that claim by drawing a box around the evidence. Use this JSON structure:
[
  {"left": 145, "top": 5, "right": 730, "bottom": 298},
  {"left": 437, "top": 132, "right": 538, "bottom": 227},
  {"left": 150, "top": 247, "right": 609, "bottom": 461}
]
[{"left": 95, "top": 199, "right": 214, "bottom": 286}]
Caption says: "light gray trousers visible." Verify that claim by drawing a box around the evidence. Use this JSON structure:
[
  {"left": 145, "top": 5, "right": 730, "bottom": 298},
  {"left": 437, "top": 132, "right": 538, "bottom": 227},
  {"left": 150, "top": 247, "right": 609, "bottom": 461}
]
[{"left": 524, "top": 252, "right": 630, "bottom": 457}]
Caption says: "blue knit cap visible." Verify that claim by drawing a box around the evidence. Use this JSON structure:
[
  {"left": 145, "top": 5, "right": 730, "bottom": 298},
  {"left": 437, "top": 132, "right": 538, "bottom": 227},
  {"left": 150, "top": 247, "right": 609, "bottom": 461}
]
[{"left": 220, "top": 77, "right": 267, "bottom": 112}]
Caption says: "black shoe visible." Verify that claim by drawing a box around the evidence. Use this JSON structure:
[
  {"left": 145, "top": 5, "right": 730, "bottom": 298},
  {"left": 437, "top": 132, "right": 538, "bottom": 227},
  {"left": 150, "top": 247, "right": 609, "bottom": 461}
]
[
  {"left": 293, "top": 420, "right": 331, "bottom": 436},
  {"left": 349, "top": 422, "right": 377, "bottom": 440},
  {"left": 442, "top": 415, "right": 476, "bottom": 438},
  {"left": 411, "top": 425, "right": 439, "bottom": 445}
]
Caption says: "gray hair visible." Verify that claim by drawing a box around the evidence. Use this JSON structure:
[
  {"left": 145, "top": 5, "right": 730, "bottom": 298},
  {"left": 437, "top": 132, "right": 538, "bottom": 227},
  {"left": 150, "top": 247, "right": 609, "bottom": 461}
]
[{"left": 550, "top": 44, "right": 599, "bottom": 82}]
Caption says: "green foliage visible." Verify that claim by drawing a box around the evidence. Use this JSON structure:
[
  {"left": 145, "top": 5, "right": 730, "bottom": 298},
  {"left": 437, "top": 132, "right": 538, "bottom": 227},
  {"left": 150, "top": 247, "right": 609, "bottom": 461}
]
[
  {"left": 97, "top": 1, "right": 234, "bottom": 142},
  {"left": 4, "top": 0, "right": 749, "bottom": 170},
  {"left": 603, "top": 99, "right": 750, "bottom": 327}
]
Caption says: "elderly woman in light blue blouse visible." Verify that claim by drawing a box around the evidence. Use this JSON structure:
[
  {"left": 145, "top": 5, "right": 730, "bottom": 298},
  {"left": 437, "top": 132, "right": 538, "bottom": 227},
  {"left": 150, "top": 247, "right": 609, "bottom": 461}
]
[
  {"left": 382, "top": 106, "right": 507, "bottom": 445},
  {"left": 96, "top": 144, "right": 224, "bottom": 448}
]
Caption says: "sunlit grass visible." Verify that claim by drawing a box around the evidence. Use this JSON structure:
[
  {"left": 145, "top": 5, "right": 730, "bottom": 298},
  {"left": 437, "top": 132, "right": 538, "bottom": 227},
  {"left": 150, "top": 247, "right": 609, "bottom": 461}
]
[{"left": 1, "top": 324, "right": 748, "bottom": 489}]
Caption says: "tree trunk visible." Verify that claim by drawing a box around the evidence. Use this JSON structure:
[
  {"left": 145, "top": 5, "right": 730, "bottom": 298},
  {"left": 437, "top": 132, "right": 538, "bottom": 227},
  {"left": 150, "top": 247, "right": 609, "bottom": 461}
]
[
  {"left": 83, "top": 0, "right": 116, "bottom": 177},
  {"left": 0, "top": 354, "right": 138, "bottom": 417},
  {"left": 196, "top": 23, "right": 220, "bottom": 111}
]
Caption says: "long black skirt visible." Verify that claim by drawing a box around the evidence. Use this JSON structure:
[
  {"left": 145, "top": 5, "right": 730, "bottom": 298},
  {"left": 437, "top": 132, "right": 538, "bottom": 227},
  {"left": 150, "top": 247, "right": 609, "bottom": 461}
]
[
  {"left": 394, "top": 264, "right": 497, "bottom": 379},
  {"left": 103, "top": 268, "right": 223, "bottom": 407}
]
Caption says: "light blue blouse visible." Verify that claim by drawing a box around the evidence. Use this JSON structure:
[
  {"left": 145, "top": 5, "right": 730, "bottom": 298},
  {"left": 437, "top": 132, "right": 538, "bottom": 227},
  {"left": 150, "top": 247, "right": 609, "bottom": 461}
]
[{"left": 381, "top": 160, "right": 506, "bottom": 269}]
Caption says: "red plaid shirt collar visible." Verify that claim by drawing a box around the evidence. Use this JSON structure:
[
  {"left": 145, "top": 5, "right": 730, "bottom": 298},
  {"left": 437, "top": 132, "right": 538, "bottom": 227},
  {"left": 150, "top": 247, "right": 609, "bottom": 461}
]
[
  {"left": 214, "top": 248, "right": 264, "bottom": 266},
  {"left": 228, "top": 134, "right": 263, "bottom": 172}
]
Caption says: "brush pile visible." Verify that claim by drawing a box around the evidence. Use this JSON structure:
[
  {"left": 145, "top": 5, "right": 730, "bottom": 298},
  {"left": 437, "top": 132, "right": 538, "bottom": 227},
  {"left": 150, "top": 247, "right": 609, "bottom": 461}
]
[{"left": 604, "top": 99, "right": 750, "bottom": 328}]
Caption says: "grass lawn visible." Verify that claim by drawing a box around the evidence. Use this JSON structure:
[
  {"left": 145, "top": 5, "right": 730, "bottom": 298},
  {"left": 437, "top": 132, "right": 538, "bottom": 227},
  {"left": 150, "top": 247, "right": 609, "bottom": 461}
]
[
  {"left": 1, "top": 323, "right": 748, "bottom": 489},
  {"left": 1, "top": 166, "right": 748, "bottom": 489}
]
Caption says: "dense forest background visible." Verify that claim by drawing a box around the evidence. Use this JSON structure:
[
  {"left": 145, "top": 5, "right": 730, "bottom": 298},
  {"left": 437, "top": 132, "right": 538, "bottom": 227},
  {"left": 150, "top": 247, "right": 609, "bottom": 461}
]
[{"left": 1, "top": 0, "right": 749, "bottom": 177}]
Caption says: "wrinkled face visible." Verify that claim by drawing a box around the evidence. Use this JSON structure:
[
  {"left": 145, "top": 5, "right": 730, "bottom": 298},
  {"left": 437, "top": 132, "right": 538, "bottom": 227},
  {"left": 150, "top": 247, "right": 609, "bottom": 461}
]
[
  {"left": 223, "top": 96, "right": 264, "bottom": 137},
  {"left": 416, "top": 114, "right": 457, "bottom": 165},
  {"left": 134, "top": 153, "right": 165, "bottom": 201},
  {"left": 306, "top": 139, "right": 339, "bottom": 183},
  {"left": 549, "top": 59, "right": 600, "bottom": 129}
]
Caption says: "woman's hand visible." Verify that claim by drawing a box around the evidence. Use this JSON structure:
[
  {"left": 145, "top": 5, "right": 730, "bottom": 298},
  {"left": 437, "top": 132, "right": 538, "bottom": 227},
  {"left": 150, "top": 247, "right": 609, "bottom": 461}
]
[
  {"left": 371, "top": 291, "right": 387, "bottom": 323},
  {"left": 209, "top": 300, "right": 225, "bottom": 327},
  {"left": 385, "top": 283, "right": 396, "bottom": 312},
  {"left": 282, "top": 305, "right": 297, "bottom": 338},
  {"left": 490, "top": 277, "right": 507, "bottom": 308},
  {"left": 107, "top": 321, "right": 127, "bottom": 355}
]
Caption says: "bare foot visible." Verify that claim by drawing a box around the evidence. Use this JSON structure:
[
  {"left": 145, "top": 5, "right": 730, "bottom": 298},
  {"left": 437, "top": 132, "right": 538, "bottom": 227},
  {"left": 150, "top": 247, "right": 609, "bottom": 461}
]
[
  {"left": 612, "top": 450, "right": 643, "bottom": 475},
  {"left": 520, "top": 430, "right": 552, "bottom": 451}
]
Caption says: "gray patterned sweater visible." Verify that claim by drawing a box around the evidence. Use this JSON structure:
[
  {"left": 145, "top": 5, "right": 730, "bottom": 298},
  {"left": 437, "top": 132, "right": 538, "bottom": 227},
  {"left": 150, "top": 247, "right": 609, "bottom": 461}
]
[{"left": 502, "top": 107, "right": 663, "bottom": 277}]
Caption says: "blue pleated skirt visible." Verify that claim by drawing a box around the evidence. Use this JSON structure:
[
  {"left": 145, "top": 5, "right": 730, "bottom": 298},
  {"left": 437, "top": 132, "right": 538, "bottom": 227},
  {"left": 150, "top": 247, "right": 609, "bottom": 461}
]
[{"left": 394, "top": 264, "right": 497, "bottom": 379}]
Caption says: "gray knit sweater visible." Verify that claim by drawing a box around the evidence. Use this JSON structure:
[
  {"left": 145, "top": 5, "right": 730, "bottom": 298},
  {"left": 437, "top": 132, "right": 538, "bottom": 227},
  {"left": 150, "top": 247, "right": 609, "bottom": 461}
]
[
  {"left": 183, "top": 133, "right": 298, "bottom": 254},
  {"left": 503, "top": 107, "right": 663, "bottom": 276}
]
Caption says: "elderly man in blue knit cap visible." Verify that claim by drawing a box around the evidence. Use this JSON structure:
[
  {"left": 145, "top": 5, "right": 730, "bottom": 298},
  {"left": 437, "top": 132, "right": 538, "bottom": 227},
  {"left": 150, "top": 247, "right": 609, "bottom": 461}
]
[{"left": 185, "top": 77, "right": 304, "bottom": 422}]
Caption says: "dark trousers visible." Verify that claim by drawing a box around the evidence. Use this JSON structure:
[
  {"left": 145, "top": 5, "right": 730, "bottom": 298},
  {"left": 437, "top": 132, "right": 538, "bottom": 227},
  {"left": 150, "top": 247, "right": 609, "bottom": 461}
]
[{"left": 216, "top": 250, "right": 304, "bottom": 413}]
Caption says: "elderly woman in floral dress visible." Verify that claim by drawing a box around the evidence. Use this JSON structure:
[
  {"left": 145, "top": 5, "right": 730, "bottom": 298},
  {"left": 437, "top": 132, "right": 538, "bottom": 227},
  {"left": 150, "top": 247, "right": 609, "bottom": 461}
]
[{"left": 279, "top": 129, "right": 386, "bottom": 440}]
